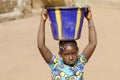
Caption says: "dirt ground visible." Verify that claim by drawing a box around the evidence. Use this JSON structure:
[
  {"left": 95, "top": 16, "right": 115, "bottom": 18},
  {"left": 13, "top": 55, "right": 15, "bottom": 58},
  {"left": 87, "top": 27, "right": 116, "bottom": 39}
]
[{"left": 0, "top": 4, "right": 120, "bottom": 80}]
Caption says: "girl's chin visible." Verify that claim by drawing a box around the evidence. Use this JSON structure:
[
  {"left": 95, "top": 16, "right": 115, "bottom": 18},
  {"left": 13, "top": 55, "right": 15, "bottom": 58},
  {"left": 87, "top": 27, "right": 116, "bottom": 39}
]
[
  {"left": 67, "top": 62, "right": 75, "bottom": 66},
  {"left": 68, "top": 63, "right": 75, "bottom": 67},
  {"left": 64, "top": 61, "right": 75, "bottom": 66}
]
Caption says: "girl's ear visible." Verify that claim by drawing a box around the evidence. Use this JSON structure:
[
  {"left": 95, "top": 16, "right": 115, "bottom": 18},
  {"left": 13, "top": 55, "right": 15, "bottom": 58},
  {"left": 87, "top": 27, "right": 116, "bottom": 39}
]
[
  {"left": 59, "top": 51, "right": 62, "bottom": 57},
  {"left": 77, "top": 47, "right": 79, "bottom": 52}
]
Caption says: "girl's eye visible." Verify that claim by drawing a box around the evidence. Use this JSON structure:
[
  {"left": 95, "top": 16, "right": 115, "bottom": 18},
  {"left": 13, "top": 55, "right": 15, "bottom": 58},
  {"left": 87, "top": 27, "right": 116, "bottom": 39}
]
[
  {"left": 72, "top": 53, "right": 75, "bottom": 54},
  {"left": 72, "top": 53, "right": 77, "bottom": 55},
  {"left": 64, "top": 53, "right": 70, "bottom": 57},
  {"left": 64, "top": 54, "right": 69, "bottom": 56}
]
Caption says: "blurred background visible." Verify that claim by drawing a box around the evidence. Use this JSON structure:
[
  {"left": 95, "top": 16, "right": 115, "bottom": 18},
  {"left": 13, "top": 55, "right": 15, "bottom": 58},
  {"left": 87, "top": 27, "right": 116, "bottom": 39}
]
[
  {"left": 0, "top": 0, "right": 41, "bottom": 22},
  {"left": 0, "top": 0, "right": 120, "bottom": 22},
  {"left": 0, "top": 0, "right": 120, "bottom": 80}
]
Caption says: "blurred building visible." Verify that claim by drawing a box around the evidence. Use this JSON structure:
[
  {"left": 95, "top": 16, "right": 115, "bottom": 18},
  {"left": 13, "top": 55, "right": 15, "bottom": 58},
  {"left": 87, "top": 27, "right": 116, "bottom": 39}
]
[
  {"left": 0, "top": 0, "right": 41, "bottom": 14},
  {"left": 0, "top": 0, "right": 120, "bottom": 14},
  {"left": 0, "top": 0, "right": 120, "bottom": 22}
]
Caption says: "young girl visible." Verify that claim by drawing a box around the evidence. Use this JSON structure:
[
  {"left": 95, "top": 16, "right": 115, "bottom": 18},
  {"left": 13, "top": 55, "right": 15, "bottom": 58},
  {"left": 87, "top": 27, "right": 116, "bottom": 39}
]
[{"left": 37, "top": 6, "right": 97, "bottom": 80}]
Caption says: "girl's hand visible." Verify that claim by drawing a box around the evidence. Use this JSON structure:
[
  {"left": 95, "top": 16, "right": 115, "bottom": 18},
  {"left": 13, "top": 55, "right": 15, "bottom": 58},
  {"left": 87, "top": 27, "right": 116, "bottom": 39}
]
[
  {"left": 41, "top": 8, "right": 48, "bottom": 22},
  {"left": 85, "top": 6, "right": 92, "bottom": 21}
]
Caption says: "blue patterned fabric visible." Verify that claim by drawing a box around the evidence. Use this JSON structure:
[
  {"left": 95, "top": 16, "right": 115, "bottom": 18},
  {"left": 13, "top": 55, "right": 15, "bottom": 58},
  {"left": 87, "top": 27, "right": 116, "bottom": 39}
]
[{"left": 48, "top": 53, "right": 87, "bottom": 80}]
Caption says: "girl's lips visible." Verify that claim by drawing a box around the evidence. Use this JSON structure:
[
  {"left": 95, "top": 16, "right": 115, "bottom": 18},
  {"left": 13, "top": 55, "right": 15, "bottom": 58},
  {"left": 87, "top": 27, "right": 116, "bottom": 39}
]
[{"left": 67, "top": 60, "right": 75, "bottom": 64}]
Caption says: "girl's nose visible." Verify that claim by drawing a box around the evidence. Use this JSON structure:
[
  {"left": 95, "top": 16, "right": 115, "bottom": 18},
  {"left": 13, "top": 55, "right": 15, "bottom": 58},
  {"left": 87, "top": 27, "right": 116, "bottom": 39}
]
[{"left": 69, "top": 54, "right": 73, "bottom": 60}]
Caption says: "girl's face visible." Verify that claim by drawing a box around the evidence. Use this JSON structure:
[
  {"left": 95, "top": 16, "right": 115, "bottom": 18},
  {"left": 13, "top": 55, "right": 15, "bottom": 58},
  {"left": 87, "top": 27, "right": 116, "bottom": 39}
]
[{"left": 59, "top": 44, "right": 78, "bottom": 66}]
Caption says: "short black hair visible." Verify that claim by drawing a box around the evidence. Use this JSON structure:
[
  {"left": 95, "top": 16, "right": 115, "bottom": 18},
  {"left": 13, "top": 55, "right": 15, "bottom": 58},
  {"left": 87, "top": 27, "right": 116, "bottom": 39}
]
[{"left": 59, "top": 40, "right": 78, "bottom": 51}]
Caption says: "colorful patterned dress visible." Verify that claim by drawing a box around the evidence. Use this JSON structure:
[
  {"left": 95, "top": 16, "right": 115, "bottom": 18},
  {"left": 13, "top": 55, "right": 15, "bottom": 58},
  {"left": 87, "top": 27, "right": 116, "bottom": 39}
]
[{"left": 48, "top": 53, "right": 87, "bottom": 80}]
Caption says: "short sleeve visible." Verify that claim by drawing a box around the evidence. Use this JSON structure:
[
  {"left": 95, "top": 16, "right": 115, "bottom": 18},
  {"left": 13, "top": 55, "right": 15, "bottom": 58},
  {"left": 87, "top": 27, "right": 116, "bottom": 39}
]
[
  {"left": 78, "top": 53, "right": 88, "bottom": 65},
  {"left": 48, "top": 55, "right": 60, "bottom": 69}
]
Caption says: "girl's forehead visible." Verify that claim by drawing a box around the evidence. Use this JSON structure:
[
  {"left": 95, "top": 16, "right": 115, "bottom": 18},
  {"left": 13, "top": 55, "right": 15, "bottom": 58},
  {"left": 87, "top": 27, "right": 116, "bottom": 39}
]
[
  {"left": 62, "top": 44, "right": 78, "bottom": 54},
  {"left": 62, "top": 44, "right": 76, "bottom": 51},
  {"left": 66, "top": 44, "right": 74, "bottom": 50}
]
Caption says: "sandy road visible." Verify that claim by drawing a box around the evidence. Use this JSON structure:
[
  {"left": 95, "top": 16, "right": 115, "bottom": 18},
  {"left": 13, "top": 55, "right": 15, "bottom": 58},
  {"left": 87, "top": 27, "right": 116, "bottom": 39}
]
[{"left": 0, "top": 5, "right": 120, "bottom": 80}]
